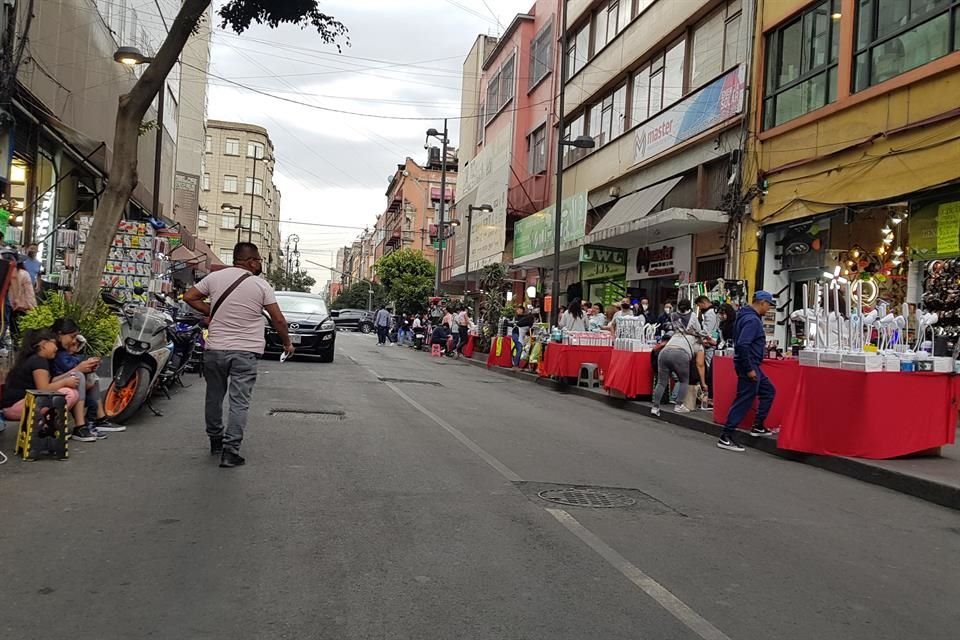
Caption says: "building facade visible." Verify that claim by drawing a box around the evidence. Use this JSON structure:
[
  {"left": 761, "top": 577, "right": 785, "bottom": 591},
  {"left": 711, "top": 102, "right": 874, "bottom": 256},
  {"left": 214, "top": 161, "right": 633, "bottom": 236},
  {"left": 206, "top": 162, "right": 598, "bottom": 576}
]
[
  {"left": 742, "top": 0, "right": 960, "bottom": 346},
  {"left": 198, "top": 120, "right": 282, "bottom": 268},
  {"left": 451, "top": 1, "right": 561, "bottom": 293},
  {"left": 2, "top": 0, "right": 189, "bottom": 271},
  {"left": 526, "top": 0, "right": 753, "bottom": 309}
]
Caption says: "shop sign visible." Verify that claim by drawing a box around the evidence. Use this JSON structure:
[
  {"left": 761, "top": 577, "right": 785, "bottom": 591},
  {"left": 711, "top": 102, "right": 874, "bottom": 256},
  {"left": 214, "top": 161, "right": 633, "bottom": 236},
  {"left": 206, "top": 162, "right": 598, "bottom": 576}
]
[
  {"left": 513, "top": 192, "right": 588, "bottom": 259},
  {"left": 633, "top": 65, "right": 745, "bottom": 165},
  {"left": 451, "top": 128, "right": 512, "bottom": 276},
  {"left": 627, "top": 235, "right": 692, "bottom": 280},
  {"left": 173, "top": 172, "right": 200, "bottom": 230},
  {"left": 580, "top": 245, "right": 627, "bottom": 280},
  {"left": 910, "top": 200, "right": 960, "bottom": 259}
]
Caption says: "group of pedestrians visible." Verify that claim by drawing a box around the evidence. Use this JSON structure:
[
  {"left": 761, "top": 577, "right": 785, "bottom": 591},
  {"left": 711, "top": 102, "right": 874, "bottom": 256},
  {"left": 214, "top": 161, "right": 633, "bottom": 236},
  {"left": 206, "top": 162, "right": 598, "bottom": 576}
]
[{"left": 648, "top": 291, "right": 777, "bottom": 453}]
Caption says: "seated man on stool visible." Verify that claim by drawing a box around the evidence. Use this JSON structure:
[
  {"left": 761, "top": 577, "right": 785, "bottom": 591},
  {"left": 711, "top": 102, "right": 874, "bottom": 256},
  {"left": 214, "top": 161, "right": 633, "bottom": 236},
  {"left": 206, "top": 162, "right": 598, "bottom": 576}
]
[{"left": 431, "top": 322, "right": 452, "bottom": 355}]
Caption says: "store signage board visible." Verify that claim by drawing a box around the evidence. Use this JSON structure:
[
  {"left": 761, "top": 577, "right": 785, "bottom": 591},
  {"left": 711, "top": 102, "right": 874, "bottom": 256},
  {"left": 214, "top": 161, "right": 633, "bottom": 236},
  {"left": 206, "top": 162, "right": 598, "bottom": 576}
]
[
  {"left": 580, "top": 245, "right": 627, "bottom": 280},
  {"left": 633, "top": 65, "right": 745, "bottom": 165},
  {"left": 173, "top": 172, "right": 200, "bottom": 230},
  {"left": 627, "top": 235, "right": 692, "bottom": 280},
  {"left": 514, "top": 192, "right": 588, "bottom": 259},
  {"left": 451, "top": 128, "right": 512, "bottom": 276},
  {"left": 936, "top": 201, "right": 960, "bottom": 255},
  {"left": 910, "top": 200, "right": 960, "bottom": 259}
]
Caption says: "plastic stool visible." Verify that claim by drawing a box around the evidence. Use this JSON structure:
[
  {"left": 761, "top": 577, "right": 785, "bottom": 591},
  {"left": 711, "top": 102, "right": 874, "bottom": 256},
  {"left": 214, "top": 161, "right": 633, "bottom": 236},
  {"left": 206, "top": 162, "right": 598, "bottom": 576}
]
[
  {"left": 578, "top": 363, "right": 601, "bottom": 388},
  {"left": 431, "top": 344, "right": 443, "bottom": 357}
]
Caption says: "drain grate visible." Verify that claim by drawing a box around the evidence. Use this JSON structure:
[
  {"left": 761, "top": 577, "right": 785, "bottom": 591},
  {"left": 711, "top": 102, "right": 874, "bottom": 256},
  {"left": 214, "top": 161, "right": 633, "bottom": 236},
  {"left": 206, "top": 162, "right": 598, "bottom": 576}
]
[
  {"left": 377, "top": 377, "right": 443, "bottom": 386},
  {"left": 537, "top": 487, "right": 637, "bottom": 508},
  {"left": 268, "top": 408, "right": 346, "bottom": 422}
]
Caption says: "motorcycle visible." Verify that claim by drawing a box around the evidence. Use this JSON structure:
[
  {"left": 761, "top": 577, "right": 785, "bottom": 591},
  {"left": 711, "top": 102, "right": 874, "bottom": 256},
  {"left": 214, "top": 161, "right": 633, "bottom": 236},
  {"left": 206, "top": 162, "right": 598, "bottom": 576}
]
[
  {"left": 157, "top": 310, "right": 204, "bottom": 390},
  {"left": 101, "top": 290, "right": 178, "bottom": 423},
  {"left": 412, "top": 326, "right": 426, "bottom": 350}
]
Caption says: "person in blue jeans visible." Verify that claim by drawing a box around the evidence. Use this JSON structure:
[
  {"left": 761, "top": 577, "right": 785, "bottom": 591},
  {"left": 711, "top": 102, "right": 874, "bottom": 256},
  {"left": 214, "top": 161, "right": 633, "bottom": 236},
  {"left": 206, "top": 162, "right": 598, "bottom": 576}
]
[{"left": 718, "top": 291, "right": 776, "bottom": 452}]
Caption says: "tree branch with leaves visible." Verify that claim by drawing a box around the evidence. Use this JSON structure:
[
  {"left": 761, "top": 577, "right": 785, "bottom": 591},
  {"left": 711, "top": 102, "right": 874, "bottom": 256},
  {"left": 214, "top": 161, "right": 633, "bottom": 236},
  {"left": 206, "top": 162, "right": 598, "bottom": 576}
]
[{"left": 75, "top": 1, "right": 347, "bottom": 305}]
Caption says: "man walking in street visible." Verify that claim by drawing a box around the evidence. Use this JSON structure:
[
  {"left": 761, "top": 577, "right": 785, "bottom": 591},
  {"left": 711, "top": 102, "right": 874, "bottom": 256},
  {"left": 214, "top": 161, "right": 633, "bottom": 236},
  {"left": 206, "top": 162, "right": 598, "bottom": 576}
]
[
  {"left": 184, "top": 243, "right": 294, "bottom": 468},
  {"left": 718, "top": 291, "right": 776, "bottom": 452},
  {"left": 374, "top": 305, "right": 391, "bottom": 346}
]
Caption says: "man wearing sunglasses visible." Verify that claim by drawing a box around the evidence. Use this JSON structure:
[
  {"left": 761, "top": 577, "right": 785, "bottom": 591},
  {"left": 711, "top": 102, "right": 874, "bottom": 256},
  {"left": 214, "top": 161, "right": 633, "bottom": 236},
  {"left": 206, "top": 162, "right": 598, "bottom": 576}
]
[{"left": 184, "top": 242, "right": 294, "bottom": 468}]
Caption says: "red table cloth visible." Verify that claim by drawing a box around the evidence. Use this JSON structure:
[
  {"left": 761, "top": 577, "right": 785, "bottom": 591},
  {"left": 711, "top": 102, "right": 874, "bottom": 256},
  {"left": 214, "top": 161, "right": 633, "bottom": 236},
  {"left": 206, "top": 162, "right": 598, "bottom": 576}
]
[
  {"left": 603, "top": 350, "right": 654, "bottom": 397},
  {"left": 712, "top": 357, "right": 800, "bottom": 429},
  {"left": 778, "top": 367, "right": 959, "bottom": 459},
  {"left": 486, "top": 336, "right": 515, "bottom": 368},
  {"left": 462, "top": 334, "right": 476, "bottom": 359},
  {"left": 538, "top": 344, "right": 613, "bottom": 379}
]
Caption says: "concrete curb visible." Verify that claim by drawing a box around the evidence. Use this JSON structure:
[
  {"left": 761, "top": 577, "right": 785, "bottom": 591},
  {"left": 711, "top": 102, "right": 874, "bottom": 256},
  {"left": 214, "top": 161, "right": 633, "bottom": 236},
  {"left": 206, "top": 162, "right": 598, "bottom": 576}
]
[{"left": 459, "top": 355, "right": 960, "bottom": 511}]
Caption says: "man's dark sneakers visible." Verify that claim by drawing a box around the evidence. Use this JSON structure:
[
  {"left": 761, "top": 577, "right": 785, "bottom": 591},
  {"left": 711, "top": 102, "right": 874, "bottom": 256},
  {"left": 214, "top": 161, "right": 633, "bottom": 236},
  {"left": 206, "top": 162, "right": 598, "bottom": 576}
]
[
  {"left": 209, "top": 436, "right": 223, "bottom": 456},
  {"left": 717, "top": 433, "right": 745, "bottom": 452},
  {"left": 219, "top": 451, "right": 245, "bottom": 468},
  {"left": 750, "top": 425, "right": 776, "bottom": 437}
]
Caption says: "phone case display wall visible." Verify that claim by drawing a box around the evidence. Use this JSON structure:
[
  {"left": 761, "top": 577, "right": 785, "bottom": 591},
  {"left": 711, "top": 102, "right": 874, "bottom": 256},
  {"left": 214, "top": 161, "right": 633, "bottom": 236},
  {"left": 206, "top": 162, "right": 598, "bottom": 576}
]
[
  {"left": 613, "top": 315, "right": 657, "bottom": 351},
  {"left": 93, "top": 220, "right": 172, "bottom": 297},
  {"left": 53, "top": 228, "right": 80, "bottom": 288},
  {"left": 561, "top": 331, "right": 612, "bottom": 347}
]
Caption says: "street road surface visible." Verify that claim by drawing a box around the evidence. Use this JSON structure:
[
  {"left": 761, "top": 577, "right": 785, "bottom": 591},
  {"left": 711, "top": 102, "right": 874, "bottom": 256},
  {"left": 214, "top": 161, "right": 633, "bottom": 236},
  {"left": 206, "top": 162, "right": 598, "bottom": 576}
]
[{"left": 2, "top": 332, "right": 959, "bottom": 639}]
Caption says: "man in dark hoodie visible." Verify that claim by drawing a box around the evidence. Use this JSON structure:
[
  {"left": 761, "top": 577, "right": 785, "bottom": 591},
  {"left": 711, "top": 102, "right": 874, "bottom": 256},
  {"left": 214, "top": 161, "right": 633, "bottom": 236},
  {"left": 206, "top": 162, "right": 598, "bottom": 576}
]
[{"left": 718, "top": 291, "right": 776, "bottom": 452}]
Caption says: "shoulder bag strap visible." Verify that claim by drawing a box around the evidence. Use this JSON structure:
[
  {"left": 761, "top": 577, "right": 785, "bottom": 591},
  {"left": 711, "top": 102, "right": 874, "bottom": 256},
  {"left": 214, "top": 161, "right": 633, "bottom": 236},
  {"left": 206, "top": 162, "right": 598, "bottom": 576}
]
[{"left": 210, "top": 273, "right": 253, "bottom": 319}]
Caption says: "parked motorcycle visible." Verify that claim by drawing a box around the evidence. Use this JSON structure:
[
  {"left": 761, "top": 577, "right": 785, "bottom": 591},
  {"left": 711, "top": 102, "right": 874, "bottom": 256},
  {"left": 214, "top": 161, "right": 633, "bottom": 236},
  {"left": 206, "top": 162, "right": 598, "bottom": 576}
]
[{"left": 101, "top": 290, "right": 177, "bottom": 423}]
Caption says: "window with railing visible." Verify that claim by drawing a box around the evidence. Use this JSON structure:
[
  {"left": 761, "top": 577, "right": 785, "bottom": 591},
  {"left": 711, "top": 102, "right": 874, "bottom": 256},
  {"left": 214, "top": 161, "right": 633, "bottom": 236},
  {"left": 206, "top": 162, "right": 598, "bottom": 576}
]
[
  {"left": 763, "top": 0, "right": 840, "bottom": 129},
  {"left": 854, "top": 0, "right": 960, "bottom": 91}
]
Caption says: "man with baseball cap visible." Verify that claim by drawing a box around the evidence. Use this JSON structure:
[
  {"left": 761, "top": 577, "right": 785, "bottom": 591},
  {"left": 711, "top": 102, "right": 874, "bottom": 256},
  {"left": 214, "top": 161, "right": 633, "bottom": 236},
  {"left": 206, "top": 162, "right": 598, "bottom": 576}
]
[{"left": 718, "top": 290, "right": 777, "bottom": 452}]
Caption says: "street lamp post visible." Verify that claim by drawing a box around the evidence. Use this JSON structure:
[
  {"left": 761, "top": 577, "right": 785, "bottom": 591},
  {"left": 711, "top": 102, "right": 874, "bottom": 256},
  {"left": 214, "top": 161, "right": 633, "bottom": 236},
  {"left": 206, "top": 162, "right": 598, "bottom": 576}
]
[
  {"left": 550, "top": 2, "right": 596, "bottom": 327},
  {"left": 463, "top": 203, "right": 493, "bottom": 296},
  {"left": 114, "top": 47, "right": 164, "bottom": 223},
  {"left": 426, "top": 121, "right": 449, "bottom": 297}
]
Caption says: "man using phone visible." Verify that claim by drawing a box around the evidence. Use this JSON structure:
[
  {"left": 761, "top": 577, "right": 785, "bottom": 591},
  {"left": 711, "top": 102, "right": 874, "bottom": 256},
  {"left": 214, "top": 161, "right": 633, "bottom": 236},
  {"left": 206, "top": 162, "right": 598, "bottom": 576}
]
[{"left": 184, "top": 243, "right": 294, "bottom": 468}]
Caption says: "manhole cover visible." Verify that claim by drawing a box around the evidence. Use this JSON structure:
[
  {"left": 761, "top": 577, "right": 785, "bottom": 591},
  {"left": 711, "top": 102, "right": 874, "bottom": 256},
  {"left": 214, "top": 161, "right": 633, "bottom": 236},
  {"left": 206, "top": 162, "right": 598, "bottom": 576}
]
[
  {"left": 537, "top": 487, "right": 637, "bottom": 508},
  {"left": 377, "top": 377, "right": 443, "bottom": 386},
  {"left": 268, "top": 409, "right": 345, "bottom": 422}
]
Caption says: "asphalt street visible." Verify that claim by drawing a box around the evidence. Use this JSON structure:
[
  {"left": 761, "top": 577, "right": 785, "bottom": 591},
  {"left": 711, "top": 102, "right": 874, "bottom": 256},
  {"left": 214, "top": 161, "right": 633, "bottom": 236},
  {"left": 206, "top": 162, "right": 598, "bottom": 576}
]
[{"left": 2, "top": 332, "right": 959, "bottom": 640}]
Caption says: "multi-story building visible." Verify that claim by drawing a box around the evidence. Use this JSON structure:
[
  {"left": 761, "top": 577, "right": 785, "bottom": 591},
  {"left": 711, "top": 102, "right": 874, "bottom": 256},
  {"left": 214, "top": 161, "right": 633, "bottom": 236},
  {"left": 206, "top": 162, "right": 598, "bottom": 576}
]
[
  {"left": 525, "top": 0, "right": 753, "bottom": 309},
  {"left": 376, "top": 148, "right": 458, "bottom": 263},
  {"left": 742, "top": 0, "right": 960, "bottom": 346},
  {"left": 198, "top": 120, "right": 282, "bottom": 268},
  {"left": 2, "top": 0, "right": 190, "bottom": 270},
  {"left": 450, "top": 1, "right": 560, "bottom": 294},
  {"left": 173, "top": 5, "right": 213, "bottom": 236}
]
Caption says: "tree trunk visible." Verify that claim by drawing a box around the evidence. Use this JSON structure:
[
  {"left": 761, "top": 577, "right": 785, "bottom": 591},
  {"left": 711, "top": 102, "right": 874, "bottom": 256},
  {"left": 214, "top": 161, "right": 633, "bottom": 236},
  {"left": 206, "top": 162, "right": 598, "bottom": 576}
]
[{"left": 75, "top": 0, "right": 210, "bottom": 306}]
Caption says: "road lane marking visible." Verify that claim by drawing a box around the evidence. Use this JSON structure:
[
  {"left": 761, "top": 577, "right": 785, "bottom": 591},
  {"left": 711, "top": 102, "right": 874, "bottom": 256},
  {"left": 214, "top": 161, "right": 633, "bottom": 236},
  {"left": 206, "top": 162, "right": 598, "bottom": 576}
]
[
  {"left": 360, "top": 358, "right": 522, "bottom": 482},
  {"left": 352, "top": 351, "right": 728, "bottom": 638},
  {"left": 546, "top": 508, "right": 733, "bottom": 640}
]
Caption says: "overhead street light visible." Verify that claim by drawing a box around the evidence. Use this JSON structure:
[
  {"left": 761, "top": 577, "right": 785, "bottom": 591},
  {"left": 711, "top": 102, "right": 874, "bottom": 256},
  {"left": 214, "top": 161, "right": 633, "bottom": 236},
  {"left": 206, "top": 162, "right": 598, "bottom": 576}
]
[
  {"left": 113, "top": 46, "right": 153, "bottom": 66},
  {"left": 462, "top": 203, "right": 493, "bottom": 295}
]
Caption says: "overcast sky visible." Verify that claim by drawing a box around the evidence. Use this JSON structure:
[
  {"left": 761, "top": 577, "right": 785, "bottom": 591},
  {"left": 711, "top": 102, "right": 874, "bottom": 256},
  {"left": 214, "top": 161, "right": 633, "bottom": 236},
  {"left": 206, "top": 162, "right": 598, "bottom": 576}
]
[{"left": 207, "top": 0, "right": 532, "bottom": 290}]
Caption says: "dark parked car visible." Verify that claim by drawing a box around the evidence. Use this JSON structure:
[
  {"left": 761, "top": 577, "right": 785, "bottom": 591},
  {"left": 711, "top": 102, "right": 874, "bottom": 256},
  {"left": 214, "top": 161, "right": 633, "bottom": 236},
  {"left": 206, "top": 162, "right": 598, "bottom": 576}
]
[
  {"left": 330, "top": 308, "right": 374, "bottom": 333},
  {"left": 265, "top": 292, "right": 336, "bottom": 362}
]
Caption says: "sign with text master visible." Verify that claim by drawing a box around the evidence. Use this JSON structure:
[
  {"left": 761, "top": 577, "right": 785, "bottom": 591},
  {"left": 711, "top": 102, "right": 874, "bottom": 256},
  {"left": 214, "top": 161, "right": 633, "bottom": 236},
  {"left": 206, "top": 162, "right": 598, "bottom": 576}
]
[
  {"left": 634, "top": 65, "right": 745, "bottom": 165},
  {"left": 514, "top": 192, "right": 588, "bottom": 259},
  {"left": 627, "top": 235, "right": 692, "bottom": 280}
]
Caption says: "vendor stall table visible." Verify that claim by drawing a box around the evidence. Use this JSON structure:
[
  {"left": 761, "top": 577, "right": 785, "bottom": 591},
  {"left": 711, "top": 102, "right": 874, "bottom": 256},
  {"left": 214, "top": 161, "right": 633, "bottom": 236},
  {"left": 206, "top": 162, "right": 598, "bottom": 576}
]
[
  {"left": 538, "top": 344, "right": 613, "bottom": 379},
  {"left": 778, "top": 367, "right": 959, "bottom": 459},
  {"left": 712, "top": 357, "right": 799, "bottom": 429},
  {"left": 603, "top": 350, "right": 654, "bottom": 398},
  {"left": 486, "top": 336, "right": 515, "bottom": 369}
]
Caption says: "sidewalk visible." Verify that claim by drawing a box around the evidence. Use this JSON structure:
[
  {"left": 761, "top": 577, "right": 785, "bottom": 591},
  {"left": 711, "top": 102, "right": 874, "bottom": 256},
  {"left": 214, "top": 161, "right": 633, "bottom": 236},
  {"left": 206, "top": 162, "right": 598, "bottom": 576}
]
[{"left": 461, "top": 354, "right": 960, "bottom": 511}]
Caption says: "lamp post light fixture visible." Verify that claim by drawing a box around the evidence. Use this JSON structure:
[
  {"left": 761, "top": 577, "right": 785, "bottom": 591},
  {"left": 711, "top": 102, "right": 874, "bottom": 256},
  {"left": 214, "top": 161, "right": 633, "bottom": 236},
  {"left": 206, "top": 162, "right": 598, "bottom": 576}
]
[
  {"left": 114, "top": 46, "right": 165, "bottom": 226},
  {"left": 223, "top": 203, "right": 244, "bottom": 245},
  {"left": 462, "top": 203, "right": 493, "bottom": 295},
  {"left": 426, "top": 121, "right": 449, "bottom": 296}
]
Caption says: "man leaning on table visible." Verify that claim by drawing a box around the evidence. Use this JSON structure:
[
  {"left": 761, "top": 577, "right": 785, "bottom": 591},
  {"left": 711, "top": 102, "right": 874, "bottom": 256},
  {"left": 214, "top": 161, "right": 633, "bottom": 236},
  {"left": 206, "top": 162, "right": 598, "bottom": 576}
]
[{"left": 718, "top": 291, "right": 776, "bottom": 453}]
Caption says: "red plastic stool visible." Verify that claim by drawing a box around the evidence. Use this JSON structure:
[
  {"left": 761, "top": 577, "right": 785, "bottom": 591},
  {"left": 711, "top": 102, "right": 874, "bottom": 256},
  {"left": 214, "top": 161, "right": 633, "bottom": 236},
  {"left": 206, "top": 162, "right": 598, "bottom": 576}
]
[{"left": 431, "top": 344, "right": 443, "bottom": 357}]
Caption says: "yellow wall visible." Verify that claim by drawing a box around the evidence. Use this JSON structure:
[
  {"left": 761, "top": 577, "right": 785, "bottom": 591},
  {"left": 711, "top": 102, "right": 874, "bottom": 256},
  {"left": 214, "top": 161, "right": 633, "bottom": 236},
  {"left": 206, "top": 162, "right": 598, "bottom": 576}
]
[{"left": 739, "top": 0, "right": 960, "bottom": 281}]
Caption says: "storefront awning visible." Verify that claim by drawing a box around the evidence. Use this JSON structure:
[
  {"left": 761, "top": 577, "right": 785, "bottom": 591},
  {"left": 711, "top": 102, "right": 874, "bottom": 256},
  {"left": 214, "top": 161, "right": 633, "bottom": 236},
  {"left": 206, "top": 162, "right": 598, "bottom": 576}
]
[
  {"left": 585, "top": 206, "right": 729, "bottom": 248},
  {"left": 589, "top": 177, "right": 683, "bottom": 237}
]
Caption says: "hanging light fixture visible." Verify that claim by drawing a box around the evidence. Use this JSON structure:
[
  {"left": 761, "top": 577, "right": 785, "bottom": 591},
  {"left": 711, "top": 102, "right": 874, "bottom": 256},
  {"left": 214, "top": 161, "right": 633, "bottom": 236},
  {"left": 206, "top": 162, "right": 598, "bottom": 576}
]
[
  {"left": 881, "top": 223, "right": 892, "bottom": 235},
  {"left": 891, "top": 258, "right": 903, "bottom": 267},
  {"left": 891, "top": 213, "right": 904, "bottom": 225},
  {"left": 883, "top": 234, "right": 894, "bottom": 245},
  {"left": 893, "top": 246, "right": 904, "bottom": 257}
]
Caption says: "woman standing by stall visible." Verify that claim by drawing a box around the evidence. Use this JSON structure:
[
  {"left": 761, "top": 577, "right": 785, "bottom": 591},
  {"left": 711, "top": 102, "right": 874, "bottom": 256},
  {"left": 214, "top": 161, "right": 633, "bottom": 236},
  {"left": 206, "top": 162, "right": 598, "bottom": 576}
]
[{"left": 558, "top": 299, "right": 587, "bottom": 332}]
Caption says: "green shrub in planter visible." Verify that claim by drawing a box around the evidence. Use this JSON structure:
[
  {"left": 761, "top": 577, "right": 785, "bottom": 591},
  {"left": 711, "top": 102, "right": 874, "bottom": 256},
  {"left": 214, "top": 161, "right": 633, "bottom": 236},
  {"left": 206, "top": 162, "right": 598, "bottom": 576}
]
[{"left": 18, "top": 293, "right": 121, "bottom": 357}]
